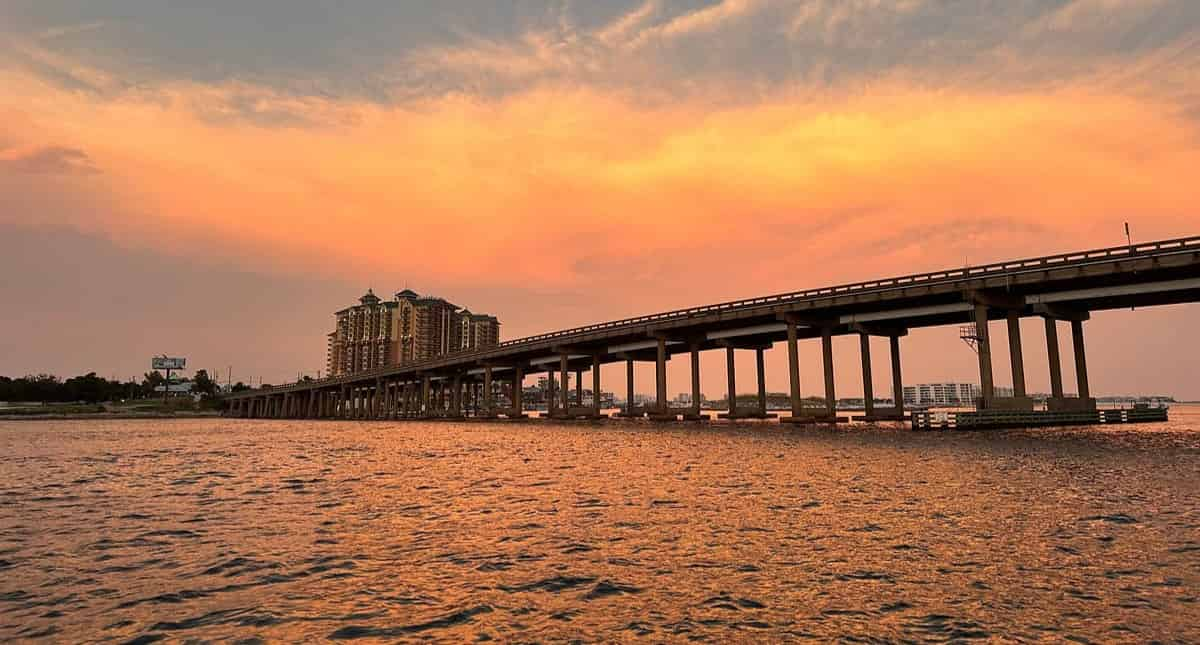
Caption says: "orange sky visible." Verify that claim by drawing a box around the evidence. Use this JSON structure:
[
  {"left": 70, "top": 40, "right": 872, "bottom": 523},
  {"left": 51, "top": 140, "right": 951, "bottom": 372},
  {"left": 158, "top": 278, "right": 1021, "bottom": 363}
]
[{"left": 1, "top": 0, "right": 1198, "bottom": 396}]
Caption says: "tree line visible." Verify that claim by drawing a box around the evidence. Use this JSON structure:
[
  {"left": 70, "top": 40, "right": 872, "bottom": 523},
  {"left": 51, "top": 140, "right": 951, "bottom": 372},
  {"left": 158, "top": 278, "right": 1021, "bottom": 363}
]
[{"left": 0, "top": 371, "right": 250, "bottom": 404}]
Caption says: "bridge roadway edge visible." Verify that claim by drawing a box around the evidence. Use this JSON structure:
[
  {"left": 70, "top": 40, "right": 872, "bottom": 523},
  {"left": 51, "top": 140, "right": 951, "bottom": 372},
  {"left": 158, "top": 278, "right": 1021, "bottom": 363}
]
[{"left": 224, "top": 235, "right": 1200, "bottom": 427}]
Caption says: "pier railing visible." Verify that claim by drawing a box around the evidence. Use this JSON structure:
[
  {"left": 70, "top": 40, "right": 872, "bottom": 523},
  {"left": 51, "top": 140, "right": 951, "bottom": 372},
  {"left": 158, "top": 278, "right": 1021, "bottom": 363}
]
[{"left": 912, "top": 407, "right": 1169, "bottom": 430}]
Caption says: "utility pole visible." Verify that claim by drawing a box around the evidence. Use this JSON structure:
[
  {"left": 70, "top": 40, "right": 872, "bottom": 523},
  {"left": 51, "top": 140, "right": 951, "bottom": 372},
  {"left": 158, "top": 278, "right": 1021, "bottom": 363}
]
[{"left": 162, "top": 363, "right": 171, "bottom": 404}]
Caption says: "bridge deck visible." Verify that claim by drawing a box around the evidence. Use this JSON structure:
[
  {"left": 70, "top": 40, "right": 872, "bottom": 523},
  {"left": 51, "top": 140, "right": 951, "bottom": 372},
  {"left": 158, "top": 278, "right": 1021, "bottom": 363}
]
[{"left": 227, "top": 235, "right": 1200, "bottom": 400}]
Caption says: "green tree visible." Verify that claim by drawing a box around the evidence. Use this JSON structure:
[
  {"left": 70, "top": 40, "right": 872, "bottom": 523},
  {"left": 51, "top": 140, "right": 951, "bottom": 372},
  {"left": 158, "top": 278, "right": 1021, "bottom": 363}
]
[
  {"left": 141, "top": 371, "right": 165, "bottom": 397},
  {"left": 193, "top": 370, "right": 219, "bottom": 397},
  {"left": 63, "top": 372, "right": 109, "bottom": 403}
]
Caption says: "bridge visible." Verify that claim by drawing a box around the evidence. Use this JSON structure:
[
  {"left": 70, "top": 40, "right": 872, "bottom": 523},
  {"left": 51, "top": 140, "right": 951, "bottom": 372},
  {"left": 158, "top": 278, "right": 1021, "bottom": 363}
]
[{"left": 225, "top": 235, "right": 1200, "bottom": 425}]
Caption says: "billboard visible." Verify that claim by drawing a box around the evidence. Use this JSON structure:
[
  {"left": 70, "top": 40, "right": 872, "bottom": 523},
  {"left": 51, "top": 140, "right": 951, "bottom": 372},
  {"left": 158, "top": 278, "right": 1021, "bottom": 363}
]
[{"left": 152, "top": 357, "right": 187, "bottom": 370}]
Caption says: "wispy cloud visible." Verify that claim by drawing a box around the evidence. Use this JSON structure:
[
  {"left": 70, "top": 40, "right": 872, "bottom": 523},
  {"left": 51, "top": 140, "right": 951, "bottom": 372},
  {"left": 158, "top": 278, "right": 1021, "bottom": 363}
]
[
  {"left": 0, "top": 145, "right": 99, "bottom": 175},
  {"left": 626, "top": 0, "right": 765, "bottom": 48},
  {"left": 37, "top": 20, "right": 107, "bottom": 41}
]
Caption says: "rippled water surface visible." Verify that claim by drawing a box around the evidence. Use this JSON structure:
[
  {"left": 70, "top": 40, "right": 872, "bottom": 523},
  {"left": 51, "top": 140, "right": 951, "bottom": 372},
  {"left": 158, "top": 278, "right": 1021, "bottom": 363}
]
[{"left": 2, "top": 408, "right": 1199, "bottom": 642}]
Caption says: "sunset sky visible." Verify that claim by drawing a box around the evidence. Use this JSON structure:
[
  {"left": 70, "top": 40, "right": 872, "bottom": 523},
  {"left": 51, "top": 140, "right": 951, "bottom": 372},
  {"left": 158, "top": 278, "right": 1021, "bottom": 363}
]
[{"left": 2, "top": 0, "right": 1198, "bottom": 398}]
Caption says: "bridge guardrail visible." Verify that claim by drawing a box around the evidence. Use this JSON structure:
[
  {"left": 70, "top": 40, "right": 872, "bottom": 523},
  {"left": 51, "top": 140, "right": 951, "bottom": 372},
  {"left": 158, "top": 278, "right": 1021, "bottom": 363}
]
[{"left": 244, "top": 235, "right": 1200, "bottom": 395}]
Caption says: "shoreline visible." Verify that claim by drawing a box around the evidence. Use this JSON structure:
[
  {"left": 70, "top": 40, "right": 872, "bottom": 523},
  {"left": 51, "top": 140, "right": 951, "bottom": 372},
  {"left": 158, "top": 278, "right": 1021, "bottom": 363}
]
[{"left": 0, "top": 411, "right": 223, "bottom": 421}]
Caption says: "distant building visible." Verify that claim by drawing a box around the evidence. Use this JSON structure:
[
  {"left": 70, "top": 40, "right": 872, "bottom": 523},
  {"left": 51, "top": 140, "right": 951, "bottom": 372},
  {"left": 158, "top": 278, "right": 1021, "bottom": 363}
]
[
  {"left": 458, "top": 310, "right": 501, "bottom": 352},
  {"left": 903, "top": 383, "right": 981, "bottom": 407},
  {"left": 326, "top": 288, "right": 501, "bottom": 377}
]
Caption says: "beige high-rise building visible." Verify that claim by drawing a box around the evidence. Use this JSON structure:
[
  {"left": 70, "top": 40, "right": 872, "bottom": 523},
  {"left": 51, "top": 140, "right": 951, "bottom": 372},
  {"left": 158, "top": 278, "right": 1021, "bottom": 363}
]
[
  {"left": 326, "top": 290, "right": 401, "bottom": 377},
  {"left": 326, "top": 289, "right": 500, "bottom": 377},
  {"left": 458, "top": 310, "right": 500, "bottom": 351}
]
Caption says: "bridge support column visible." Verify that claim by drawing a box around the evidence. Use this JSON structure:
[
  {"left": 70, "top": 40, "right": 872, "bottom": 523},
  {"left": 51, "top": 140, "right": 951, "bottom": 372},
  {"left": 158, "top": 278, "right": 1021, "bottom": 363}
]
[
  {"left": 725, "top": 346, "right": 737, "bottom": 417},
  {"left": 592, "top": 355, "right": 602, "bottom": 417},
  {"left": 559, "top": 354, "right": 570, "bottom": 417},
  {"left": 974, "top": 304, "right": 995, "bottom": 409},
  {"left": 786, "top": 321, "right": 802, "bottom": 418},
  {"left": 374, "top": 378, "right": 383, "bottom": 418},
  {"left": 860, "top": 333, "right": 874, "bottom": 419},
  {"left": 451, "top": 374, "right": 462, "bottom": 417},
  {"left": 381, "top": 381, "right": 390, "bottom": 419},
  {"left": 421, "top": 377, "right": 431, "bottom": 417},
  {"left": 512, "top": 366, "right": 524, "bottom": 418},
  {"left": 656, "top": 338, "right": 668, "bottom": 414},
  {"left": 483, "top": 367, "right": 494, "bottom": 417},
  {"left": 547, "top": 367, "right": 557, "bottom": 417},
  {"left": 755, "top": 347, "right": 767, "bottom": 417},
  {"left": 890, "top": 335, "right": 904, "bottom": 417},
  {"left": 1044, "top": 318, "right": 1064, "bottom": 400},
  {"left": 822, "top": 328, "right": 837, "bottom": 417},
  {"left": 622, "top": 359, "right": 636, "bottom": 417},
  {"left": 1007, "top": 312, "right": 1026, "bottom": 398},
  {"left": 1072, "top": 320, "right": 1089, "bottom": 399},
  {"left": 689, "top": 344, "right": 702, "bottom": 420},
  {"left": 392, "top": 380, "right": 400, "bottom": 418},
  {"left": 1071, "top": 320, "right": 1094, "bottom": 407},
  {"left": 575, "top": 370, "right": 583, "bottom": 408}
]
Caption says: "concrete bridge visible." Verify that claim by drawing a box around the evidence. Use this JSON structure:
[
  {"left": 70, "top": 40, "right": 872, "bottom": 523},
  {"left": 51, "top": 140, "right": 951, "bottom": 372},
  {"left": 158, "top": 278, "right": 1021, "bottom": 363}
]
[{"left": 225, "top": 235, "right": 1200, "bottom": 423}]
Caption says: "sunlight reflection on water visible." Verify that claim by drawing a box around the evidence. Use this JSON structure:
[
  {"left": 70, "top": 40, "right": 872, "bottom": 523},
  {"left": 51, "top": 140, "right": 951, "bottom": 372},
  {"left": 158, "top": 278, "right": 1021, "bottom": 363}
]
[{"left": 1, "top": 409, "right": 1198, "bottom": 642}]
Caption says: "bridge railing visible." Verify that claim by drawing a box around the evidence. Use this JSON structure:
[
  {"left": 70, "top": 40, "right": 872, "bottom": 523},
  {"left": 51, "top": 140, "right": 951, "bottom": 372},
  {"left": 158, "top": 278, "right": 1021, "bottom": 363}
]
[
  {"left": 488, "top": 235, "right": 1200, "bottom": 346},
  {"left": 248, "top": 235, "right": 1200, "bottom": 394}
]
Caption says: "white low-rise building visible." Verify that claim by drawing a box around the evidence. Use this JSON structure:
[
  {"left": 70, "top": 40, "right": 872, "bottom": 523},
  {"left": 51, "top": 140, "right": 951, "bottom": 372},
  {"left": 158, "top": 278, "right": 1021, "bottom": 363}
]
[{"left": 903, "top": 383, "right": 980, "bottom": 407}]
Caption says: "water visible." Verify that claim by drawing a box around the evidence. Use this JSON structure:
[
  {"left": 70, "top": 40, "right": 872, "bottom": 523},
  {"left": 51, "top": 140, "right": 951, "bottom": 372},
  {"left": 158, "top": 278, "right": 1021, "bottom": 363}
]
[{"left": 2, "top": 408, "right": 1199, "bottom": 642}]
